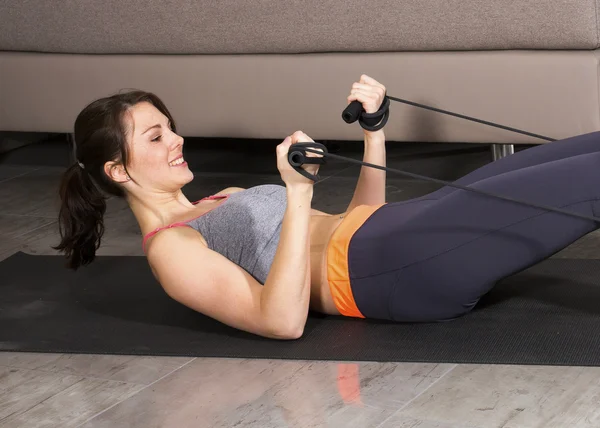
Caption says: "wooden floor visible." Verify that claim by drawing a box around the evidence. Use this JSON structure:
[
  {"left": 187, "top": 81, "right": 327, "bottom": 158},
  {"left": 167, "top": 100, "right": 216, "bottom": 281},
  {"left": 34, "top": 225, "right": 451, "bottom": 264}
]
[{"left": 2, "top": 138, "right": 600, "bottom": 427}]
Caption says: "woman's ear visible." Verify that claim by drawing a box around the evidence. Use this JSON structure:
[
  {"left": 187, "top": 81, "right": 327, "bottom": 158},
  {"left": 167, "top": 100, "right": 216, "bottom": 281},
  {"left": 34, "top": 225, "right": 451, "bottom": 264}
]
[{"left": 104, "top": 161, "right": 130, "bottom": 183}]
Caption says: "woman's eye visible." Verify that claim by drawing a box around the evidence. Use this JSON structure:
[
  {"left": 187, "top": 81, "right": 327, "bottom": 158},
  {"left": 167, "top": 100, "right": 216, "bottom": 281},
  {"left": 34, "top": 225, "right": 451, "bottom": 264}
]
[{"left": 151, "top": 135, "right": 162, "bottom": 142}]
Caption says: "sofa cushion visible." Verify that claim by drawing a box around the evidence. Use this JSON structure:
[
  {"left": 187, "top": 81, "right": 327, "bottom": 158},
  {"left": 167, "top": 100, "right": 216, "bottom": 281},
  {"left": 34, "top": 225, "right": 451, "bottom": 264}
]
[
  {"left": 2, "top": 50, "right": 600, "bottom": 142},
  {"left": 1, "top": 0, "right": 599, "bottom": 54}
]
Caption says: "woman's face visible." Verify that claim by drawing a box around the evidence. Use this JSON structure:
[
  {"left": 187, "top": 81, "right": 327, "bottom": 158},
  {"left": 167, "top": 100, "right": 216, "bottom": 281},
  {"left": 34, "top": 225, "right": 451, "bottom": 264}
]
[{"left": 122, "top": 101, "right": 194, "bottom": 193}]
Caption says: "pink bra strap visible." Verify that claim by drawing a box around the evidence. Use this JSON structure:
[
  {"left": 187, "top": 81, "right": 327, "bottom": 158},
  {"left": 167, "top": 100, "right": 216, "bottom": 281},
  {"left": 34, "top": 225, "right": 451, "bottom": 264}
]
[
  {"left": 194, "top": 194, "right": 227, "bottom": 204},
  {"left": 142, "top": 223, "right": 191, "bottom": 253}
]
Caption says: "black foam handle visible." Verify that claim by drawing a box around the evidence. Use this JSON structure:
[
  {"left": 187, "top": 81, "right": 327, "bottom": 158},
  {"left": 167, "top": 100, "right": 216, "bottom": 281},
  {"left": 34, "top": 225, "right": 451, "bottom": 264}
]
[
  {"left": 342, "top": 101, "right": 363, "bottom": 123},
  {"left": 287, "top": 142, "right": 328, "bottom": 182},
  {"left": 288, "top": 150, "right": 306, "bottom": 167}
]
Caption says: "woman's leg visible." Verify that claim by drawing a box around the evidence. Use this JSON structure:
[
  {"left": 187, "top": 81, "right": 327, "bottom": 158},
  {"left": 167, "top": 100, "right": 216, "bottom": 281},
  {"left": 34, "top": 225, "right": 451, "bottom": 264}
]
[
  {"left": 348, "top": 151, "right": 600, "bottom": 322},
  {"left": 428, "top": 131, "right": 600, "bottom": 198}
]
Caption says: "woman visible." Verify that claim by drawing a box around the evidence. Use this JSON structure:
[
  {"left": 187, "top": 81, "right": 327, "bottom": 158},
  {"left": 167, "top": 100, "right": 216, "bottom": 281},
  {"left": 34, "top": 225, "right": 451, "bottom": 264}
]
[{"left": 55, "top": 75, "right": 600, "bottom": 339}]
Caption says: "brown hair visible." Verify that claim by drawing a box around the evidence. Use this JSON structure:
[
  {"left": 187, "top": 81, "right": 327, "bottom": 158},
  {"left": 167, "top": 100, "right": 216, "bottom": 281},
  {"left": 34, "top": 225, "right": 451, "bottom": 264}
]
[{"left": 54, "top": 90, "right": 176, "bottom": 269}]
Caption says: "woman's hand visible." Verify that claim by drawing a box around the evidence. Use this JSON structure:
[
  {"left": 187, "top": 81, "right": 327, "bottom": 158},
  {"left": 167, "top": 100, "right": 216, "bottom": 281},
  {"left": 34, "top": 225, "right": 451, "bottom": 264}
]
[
  {"left": 344, "top": 75, "right": 388, "bottom": 211},
  {"left": 276, "top": 130, "right": 323, "bottom": 189},
  {"left": 347, "top": 74, "right": 387, "bottom": 115}
]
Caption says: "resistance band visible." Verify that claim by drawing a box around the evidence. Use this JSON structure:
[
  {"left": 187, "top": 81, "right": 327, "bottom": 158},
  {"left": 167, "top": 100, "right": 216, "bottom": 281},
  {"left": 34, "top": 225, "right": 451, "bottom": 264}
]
[
  {"left": 342, "top": 97, "right": 557, "bottom": 142},
  {"left": 287, "top": 95, "right": 600, "bottom": 224}
]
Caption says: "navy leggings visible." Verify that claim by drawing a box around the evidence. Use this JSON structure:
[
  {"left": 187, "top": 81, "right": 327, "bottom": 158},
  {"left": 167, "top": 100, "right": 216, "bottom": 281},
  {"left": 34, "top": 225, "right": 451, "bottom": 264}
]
[{"left": 347, "top": 131, "right": 600, "bottom": 322}]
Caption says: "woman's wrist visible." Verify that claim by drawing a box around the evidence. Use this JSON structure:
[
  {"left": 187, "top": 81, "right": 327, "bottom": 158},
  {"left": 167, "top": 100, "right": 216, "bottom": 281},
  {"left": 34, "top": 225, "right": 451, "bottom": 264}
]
[
  {"left": 286, "top": 184, "right": 314, "bottom": 202},
  {"left": 364, "top": 129, "right": 386, "bottom": 144}
]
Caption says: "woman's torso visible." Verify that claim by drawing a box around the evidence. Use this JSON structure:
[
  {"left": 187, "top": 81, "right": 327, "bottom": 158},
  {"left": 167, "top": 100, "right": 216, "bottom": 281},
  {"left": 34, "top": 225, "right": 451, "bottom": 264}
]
[{"left": 143, "top": 185, "right": 344, "bottom": 315}]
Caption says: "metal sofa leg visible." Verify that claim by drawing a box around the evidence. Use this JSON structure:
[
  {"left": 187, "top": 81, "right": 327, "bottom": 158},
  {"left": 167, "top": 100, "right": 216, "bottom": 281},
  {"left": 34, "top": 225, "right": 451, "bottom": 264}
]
[{"left": 491, "top": 143, "right": 515, "bottom": 161}]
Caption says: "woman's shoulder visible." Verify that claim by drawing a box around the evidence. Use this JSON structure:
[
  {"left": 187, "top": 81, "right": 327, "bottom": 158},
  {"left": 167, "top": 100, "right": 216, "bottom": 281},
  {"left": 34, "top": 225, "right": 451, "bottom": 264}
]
[
  {"left": 214, "top": 187, "right": 245, "bottom": 196},
  {"left": 145, "top": 224, "right": 209, "bottom": 263}
]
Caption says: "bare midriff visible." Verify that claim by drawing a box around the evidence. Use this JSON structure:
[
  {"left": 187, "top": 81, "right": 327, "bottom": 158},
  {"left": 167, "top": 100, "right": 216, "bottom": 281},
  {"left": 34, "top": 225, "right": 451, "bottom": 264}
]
[
  {"left": 309, "top": 205, "right": 385, "bottom": 317},
  {"left": 308, "top": 212, "right": 346, "bottom": 315}
]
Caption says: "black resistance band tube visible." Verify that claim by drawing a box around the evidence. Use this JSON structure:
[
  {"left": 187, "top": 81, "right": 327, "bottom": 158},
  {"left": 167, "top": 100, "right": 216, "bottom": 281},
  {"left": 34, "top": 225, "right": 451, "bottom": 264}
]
[
  {"left": 287, "top": 95, "right": 600, "bottom": 224},
  {"left": 342, "top": 97, "right": 557, "bottom": 142}
]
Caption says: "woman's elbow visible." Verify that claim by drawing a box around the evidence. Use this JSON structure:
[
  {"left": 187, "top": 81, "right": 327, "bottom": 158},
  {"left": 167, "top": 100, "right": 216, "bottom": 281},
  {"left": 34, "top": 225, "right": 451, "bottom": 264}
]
[
  {"left": 283, "top": 325, "right": 304, "bottom": 340},
  {"left": 274, "top": 328, "right": 304, "bottom": 340},
  {"left": 265, "top": 321, "right": 305, "bottom": 340}
]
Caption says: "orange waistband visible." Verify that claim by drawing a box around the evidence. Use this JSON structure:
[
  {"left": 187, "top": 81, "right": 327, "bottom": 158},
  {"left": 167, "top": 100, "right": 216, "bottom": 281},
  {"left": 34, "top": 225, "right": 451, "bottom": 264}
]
[{"left": 326, "top": 204, "right": 384, "bottom": 318}]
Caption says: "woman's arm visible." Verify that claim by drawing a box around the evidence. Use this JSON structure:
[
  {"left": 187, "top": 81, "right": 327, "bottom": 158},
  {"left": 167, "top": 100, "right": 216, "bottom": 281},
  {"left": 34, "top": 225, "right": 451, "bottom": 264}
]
[
  {"left": 146, "top": 214, "right": 310, "bottom": 340},
  {"left": 344, "top": 75, "right": 388, "bottom": 212},
  {"left": 146, "top": 132, "right": 320, "bottom": 340},
  {"left": 346, "top": 129, "right": 386, "bottom": 212},
  {"left": 260, "top": 185, "right": 313, "bottom": 336}
]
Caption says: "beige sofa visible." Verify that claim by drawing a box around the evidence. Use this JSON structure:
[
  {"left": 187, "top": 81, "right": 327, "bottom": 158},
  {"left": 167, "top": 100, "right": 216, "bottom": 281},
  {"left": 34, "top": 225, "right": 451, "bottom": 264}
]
[{"left": 1, "top": 0, "right": 600, "bottom": 151}]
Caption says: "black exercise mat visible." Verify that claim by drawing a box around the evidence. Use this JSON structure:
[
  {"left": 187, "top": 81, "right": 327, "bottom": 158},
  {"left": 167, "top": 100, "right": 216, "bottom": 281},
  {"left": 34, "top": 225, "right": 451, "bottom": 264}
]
[{"left": 2, "top": 251, "right": 600, "bottom": 366}]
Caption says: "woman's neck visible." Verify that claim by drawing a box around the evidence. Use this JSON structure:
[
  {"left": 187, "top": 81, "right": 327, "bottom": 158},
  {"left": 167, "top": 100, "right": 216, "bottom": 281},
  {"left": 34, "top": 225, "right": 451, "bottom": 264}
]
[{"left": 126, "top": 188, "right": 196, "bottom": 235}]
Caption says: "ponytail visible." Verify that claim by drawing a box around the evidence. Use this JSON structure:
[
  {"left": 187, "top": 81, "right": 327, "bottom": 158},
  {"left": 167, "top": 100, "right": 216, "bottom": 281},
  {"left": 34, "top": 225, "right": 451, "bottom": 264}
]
[{"left": 53, "top": 162, "right": 107, "bottom": 270}]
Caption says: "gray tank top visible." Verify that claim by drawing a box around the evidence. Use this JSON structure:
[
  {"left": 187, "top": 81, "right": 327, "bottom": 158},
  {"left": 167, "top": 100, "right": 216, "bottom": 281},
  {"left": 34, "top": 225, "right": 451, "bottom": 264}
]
[{"left": 186, "top": 184, "right": 287, "bottom": 284}]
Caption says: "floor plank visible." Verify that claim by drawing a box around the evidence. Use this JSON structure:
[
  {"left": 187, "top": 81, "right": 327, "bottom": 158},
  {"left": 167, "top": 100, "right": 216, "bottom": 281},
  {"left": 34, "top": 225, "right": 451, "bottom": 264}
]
[
  {"left": 396, "top": 364, "right": 600, "bottom": 428},
  {"left": 0, "top": 352, "right": 194, "bottom": 386},
  {"left": 0, "top": 366, "right": 82, "bottom": 421},
  {"left": 1, "top": 376, "right": 145, "bottom": 428},
  {"left": 78, "top": 358, "right": 454, "bottom": 428},
  {"left": 0, "top": 167, "right": 64, "bottom": 218},
  {"left": 0, "top": 165, "right": 40, "bottom": 183},
  {"left": 378, "top": 415, "right": 480, "bottom": 428}
]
